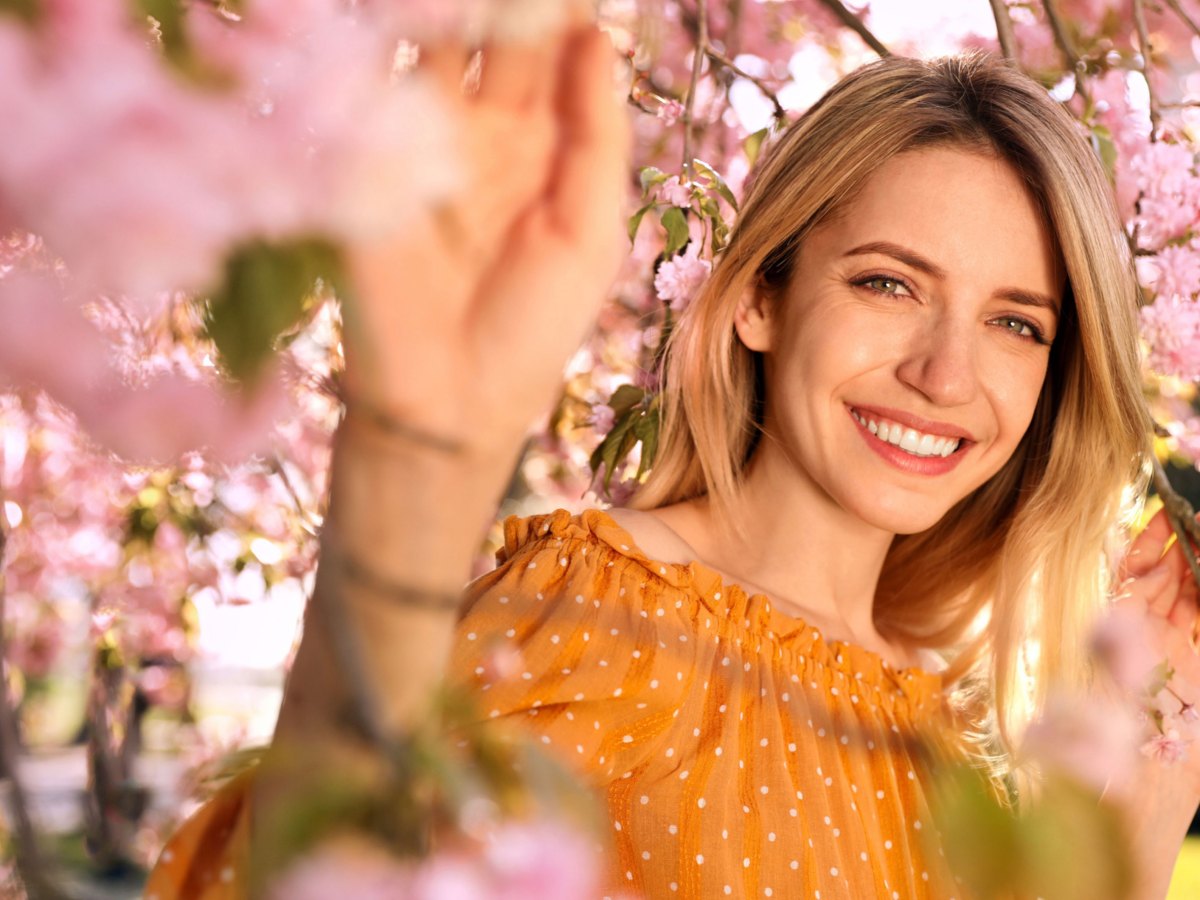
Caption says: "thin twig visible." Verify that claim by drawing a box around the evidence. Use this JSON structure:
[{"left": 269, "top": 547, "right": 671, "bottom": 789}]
[
  {"left": 1133, "top": 0, "right": 1162, "bottom": 136},
  {"left": 704, "top": 47, "right": 786, "bottom": 121},
  {"left": 0, "top": 493, "right": 71, "bottom": 899},
  {"left": 988, "top": 0, "right": 1019, "bottom": 62},
  {"left": 1162, "top": 0, "right": 1200, "bottom": 40},
  {"left": 814, "top": 0, "right": 890, "bottom": 56},
  {"left": 681, "top": 0, "right": 708, "bottom": 180},
  {"left": 1041, "top": 0, "right": 1092, "bottom": 107},
  {"left": 1151, "top": 455, "right": 1200, "bottom": 589}
]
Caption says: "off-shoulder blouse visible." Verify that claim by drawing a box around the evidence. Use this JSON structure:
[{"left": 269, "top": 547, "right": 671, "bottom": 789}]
[{"left": 144, "top": 508, "right": 970, "bottom": 899}]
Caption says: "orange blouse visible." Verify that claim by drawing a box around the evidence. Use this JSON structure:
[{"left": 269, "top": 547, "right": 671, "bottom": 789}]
[{"left": 145, "top": 508, "right": 971, "bottom": 899}]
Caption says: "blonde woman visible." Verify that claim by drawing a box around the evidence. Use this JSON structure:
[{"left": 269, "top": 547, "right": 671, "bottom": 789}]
[{"left": 147, "top": 15, "right": 1200, "bottom": 900}]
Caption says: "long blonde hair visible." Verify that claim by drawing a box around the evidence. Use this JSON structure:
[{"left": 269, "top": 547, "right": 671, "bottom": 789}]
[{"left": 633, "top": 52, "right": 1151, "bottom": 792}]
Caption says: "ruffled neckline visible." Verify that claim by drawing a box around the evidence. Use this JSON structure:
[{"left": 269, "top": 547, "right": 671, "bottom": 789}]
[{"left": 518, "top": 508, "right": 946, "bottom": 711}]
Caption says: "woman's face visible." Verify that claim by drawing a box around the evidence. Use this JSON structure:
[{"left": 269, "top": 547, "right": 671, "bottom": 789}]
[{"left": 735, "top": 145, "right": 1064, "bottom": 534}]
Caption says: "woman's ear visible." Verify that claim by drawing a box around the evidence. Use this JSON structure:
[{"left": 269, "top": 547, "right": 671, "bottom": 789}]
[{"left": 733, "top": 283, "right": 774, "bottom": 352}]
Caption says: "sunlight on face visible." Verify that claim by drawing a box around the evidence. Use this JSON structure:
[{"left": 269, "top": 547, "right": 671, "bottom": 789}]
[{"left": 738, "top": 146, "right": 1064, "bottom": 535}]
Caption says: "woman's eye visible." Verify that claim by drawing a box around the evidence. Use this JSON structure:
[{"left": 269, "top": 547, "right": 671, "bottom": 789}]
[
  {"left": 994, "top": 316, "right": 1047, "bottom": 343},
  {"left": 858, "top": 276, "right": 909, "bottom": 295}
]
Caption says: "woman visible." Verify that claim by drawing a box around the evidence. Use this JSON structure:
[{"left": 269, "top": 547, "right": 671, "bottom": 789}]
[{"left": 146, "top": 12, "right": 1200, "bottom": 900}]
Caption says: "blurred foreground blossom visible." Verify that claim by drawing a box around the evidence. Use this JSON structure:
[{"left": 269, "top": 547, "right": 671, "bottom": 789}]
[{"left": 270, "top": 819, "right": 603, "bottom": 900}]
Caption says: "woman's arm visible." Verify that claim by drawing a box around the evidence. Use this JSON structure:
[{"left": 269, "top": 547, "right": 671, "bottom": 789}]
[
  {"left": 1119, "top": 759, "right": 1199, "bottom": 900},
  {"left": 252, "top": 8, "right": 629, "bottom": 865}
]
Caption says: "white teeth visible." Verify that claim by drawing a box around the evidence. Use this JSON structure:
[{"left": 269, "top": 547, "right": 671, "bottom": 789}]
[{"left": 850, "top": 409, "right": 961, "bottom": 459}]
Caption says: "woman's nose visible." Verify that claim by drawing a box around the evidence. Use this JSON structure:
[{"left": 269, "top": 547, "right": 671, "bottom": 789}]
[{"left": 894, "top": 318, "right": 981, "bottom": 408}]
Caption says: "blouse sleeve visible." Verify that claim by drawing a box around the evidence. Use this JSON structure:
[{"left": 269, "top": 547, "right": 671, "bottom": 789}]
[{"left": 447, "top": 509, "right": 698, "bottom": 787}]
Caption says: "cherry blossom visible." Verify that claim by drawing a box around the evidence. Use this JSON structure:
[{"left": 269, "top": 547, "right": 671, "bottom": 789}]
[{"left": 654, "top": 242, "right": 712, "bottom": 312}]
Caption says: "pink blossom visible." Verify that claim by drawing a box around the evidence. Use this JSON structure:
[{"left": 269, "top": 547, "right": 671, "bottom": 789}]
[
  {"left": 590, "top": 403, "right": 616, "bottom": 434},
  {"left": 654, "top": 242, "right": 712, "bottom": 312},
  {"left": 485, "top": 820, "right": 600, "bottom": 900},
  {"left": 268, "top": 836, "right": 415, "bottom": 900},
  {"left": 1167, "top": 416, "right": 1200, "bottom": 467},
  {"left": 658, "top": 176, "right": 694, "bottom": 208},
  {"left": 1141, "top": 728, "right": 1190, "bottom": 764},
  {"left": 657, "top": 98, "right": 685, "bottom": 126},
  {"left": 1090, "top": 603, "right": 1159, "bottom": 695},
  {"left": 1139, "top": 299, "right": 1200, "bottom": 379},
  {"left": 1146, "top": 240, "right": 1200, "bottom": 301},
  {"left": 1020, "top": 689, "right": 1141, "bottom": 794}
]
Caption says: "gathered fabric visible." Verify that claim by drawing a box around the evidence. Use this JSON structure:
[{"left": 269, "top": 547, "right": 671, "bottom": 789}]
[{"left": 145, "top": 508, "right": 970, "bottom": 899}]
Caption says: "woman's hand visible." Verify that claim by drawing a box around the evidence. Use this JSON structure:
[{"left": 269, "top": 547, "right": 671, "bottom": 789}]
[
  {"left": 1111, "top": 508, "right": 1200, "bottom": 900},
  {"left": 342, "top": 12, "right": 630, "bottom": 454},
  {"left": 1115, "top": 505, "right": 1200, "bottom": 797}
]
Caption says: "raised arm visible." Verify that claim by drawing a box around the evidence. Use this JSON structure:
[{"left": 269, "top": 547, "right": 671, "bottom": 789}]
[{"left": 258, "top": 3, "right": 630, "bottom": 834}]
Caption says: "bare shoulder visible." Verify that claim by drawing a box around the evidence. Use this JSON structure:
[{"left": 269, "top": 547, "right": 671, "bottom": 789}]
[{"left": 603, "top": 506, "right": 701, "bottom": 567}]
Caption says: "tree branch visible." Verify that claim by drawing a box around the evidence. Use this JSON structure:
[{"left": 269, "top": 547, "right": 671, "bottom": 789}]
[
  {"left": 1133, "top": 0, "right": 1162, "bottom": 136},
  {"left": 814, "top": 0, "right": 890, "bottom": 57},
  {"left": 988, "top": 0, "right": 1019, "bottom": 62},
  {"left": 1151, "top": 455, "right": 1200, "bottom": 591},
  {"left": 1041, "top": 0, "right": 1092, "bottom": 107},
  {"left": 704, "top": 46, "right": 786, "bottom": 121},
  {"left": 681, "top": 0, "right": 709, "bottom": 180},
  {"left": 1161, "top": 0, "right": 1200, "bottom": 41}
]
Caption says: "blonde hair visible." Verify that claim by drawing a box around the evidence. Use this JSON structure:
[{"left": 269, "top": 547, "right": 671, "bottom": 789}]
[{"left": 633, "top": 52, "right": 1151, "bottom": 795}]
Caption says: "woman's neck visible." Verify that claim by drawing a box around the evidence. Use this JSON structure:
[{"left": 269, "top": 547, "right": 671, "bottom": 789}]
[{"left": 646, "top": 443, "right": 902, "bottom": 659}]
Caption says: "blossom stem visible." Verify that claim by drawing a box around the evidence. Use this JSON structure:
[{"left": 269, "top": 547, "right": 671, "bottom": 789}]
[
  {"left": 1161, "top": 0, "right": 1200, "bottom": 41},
  {"left": 987, "top": 0, "right": 1019, "bottom": 62},
  {"left": 814, "top": 0, "right": 890, "bottom": 57},
  {"left": 1150, "top": 455, "right": 1200, "bottom": 595},
  {"left": 1132, "top": 0, "right": 1162, "bottom": 136},
  {"left": 1041, "top": 0, "right": 1092, "bottom": 107},
  {"left": 704, "top": 46, "right": 786, "bottom": 121},
  {"left": 682, "top": 0, "right": 709, "bottom": 180}
]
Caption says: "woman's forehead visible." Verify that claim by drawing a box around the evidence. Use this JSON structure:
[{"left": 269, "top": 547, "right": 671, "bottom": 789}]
[{"left": 804, "top": 147, "right": 1065, "bottom": 302}]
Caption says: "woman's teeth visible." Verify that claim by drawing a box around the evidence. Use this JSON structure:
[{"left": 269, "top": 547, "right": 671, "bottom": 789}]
[{"left": 851, "top": 410, "right": 961, "bottom": 458}]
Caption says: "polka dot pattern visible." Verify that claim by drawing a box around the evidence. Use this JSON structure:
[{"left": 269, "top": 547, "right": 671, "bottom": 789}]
[
  {"left": 143, "top": 509, "right": 971, "bottom": 899},
  {"left": 453, "top": 510, "right": 969, "bottom": 898}
]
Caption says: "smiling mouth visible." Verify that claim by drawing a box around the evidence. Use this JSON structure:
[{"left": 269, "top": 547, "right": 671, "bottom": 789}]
[{"left": 849, "top": 409, "right": 962, "bottom": 458}]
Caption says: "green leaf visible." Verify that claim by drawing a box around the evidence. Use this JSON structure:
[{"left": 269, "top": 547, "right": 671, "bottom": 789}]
[
  {"left": 633, "top": 405, "right": 661, "bottom": 479},
  {"left": 743, "top": 128, "right": 769, "bottom": 168},
  {"left": 607, "top": 383, "right": 645, "bottom": 417},
  {"left": 0, "top": 0, "right": 40, "bottom": 24},
  {"left": 134, "top": 0, "right": 189, "bottom": 64},
  {"left": 692, "top": 158, "right": 739, "bottom": 211},
  {"left": 660, "top": 207, "right": 690, "bottom": 257},
  {"left": 627, "top": 203, "right": 654, "bottom": 245},
  {"left": 204, "top": 238, "right": 345, "bottom": 384},
  {"left": 639, "top": 166, "right": 670, "bottom": 197},
  {"left": 1146, "top": 659, "right": 1174, "bottom": 697},
  {"left": 1089, "top": 123, "right": 1118, "bottom": 183}
]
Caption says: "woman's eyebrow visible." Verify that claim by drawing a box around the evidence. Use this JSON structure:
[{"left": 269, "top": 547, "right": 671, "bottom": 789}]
[
  {"left": 842, "top": 240, "right": 1061, "bottom": 314},
  {"left": 843, "top": 241, "right": 947, "bottom": 278}
]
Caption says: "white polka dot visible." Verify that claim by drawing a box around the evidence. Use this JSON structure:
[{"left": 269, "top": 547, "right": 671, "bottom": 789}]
[
  {"left": 861, "top": 852, "right": 868, "bottom": 861},
  {"left": 724, "top": 887, "right": 732, "bottom": 895},
  {"left": 790, "top": 860, "right": 799, "bottom": 870},
  {"left": 876, "top": 790, "right": 885, "bottom": 799},
  {"left": 885, "top": 840, "right": 893, "bottom": 849},
  {"left": 642, "top": 851, "right": 651, "bottom": 860},
  {"left": 614, "top": 821, "right": 622, "bottom": 831},
  {"left": 669, "top": 824, "right": 678, "bottom": 835},
  {"left": 830, "top": 867, "right": 839, "bottom": 877},
  {"left": 696, "top": 854, "right": 704, "bottom": 865},
  {"left": 640, "top": 795, "right": 649, "bottom": 804},
  {"left": 698, "top": 798, "right": 706, "bottom": 808}
]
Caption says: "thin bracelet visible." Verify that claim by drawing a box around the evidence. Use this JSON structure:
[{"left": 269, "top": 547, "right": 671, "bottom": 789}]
[
  {"left": 334, "top": 549, "right": 464, "bottom": 612},
  {"left": 341, "top": 403, "right": 468, "bottom": 456}
]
